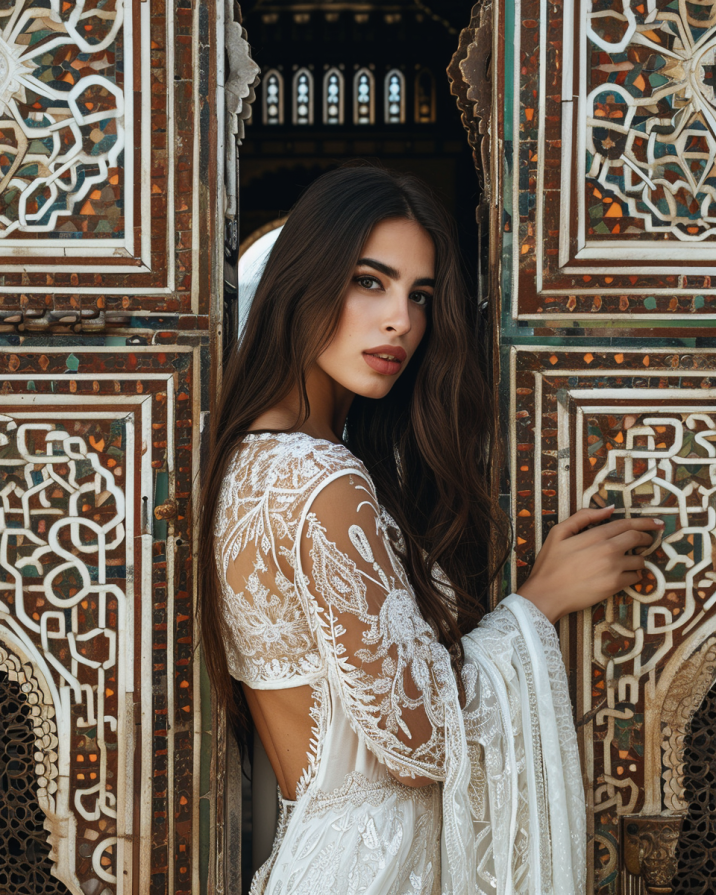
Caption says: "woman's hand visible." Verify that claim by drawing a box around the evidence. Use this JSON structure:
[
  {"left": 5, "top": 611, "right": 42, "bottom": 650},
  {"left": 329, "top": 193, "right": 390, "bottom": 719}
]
[{"left": 517, "top": 506, "right": 664, "bottom": 624}]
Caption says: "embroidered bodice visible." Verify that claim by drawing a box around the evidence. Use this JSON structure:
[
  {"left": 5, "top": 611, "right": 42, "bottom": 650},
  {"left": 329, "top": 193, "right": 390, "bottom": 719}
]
[
  {"left": 214, "top": 432, "right": 335, "bottom": 687},
  {"left": 213, "top": 432, "right": 586, "bottom": 895},
  {"left": 214, "top": 431, "right": 453, "bottom": 780}
]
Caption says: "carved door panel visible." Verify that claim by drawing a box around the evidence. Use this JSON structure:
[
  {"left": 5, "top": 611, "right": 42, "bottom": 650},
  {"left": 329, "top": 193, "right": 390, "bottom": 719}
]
[
  {"left": 0, "top": 2, "right": 257, "bottom": 893},
  {"left": 453, "top": 0, "right": 716, "bottom": 892}
]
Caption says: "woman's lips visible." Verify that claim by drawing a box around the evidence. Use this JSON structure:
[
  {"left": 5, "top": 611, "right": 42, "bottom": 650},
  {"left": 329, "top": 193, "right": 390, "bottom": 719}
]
[{"left": 362, "top": 346, "right": 406, "bottom": 376}]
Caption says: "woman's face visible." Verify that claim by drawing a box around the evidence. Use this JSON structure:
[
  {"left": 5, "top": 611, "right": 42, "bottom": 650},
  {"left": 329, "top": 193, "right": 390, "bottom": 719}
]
[{"left": 316, "top": 217, "right": 435, "bottom": 400}]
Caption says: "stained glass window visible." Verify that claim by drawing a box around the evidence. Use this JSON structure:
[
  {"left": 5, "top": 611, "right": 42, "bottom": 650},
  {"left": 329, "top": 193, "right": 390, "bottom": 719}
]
[
  {"left": 354, "top": 68, "right": 375, "bottom": 125},
  {"left": 414, "top": 68, "right": 436, "bottom": 124},
  {"left": 323, "top": 68, "right": 344, "bottom": 125},
  {"left": 384, "top": 69, "right": 405, "bottom": 124},
  {"left": 263, "top": 69, "right": 284, "bottom": 125},
  {"left": 292, "top": 68, "right": 313, "bottom": 125}
]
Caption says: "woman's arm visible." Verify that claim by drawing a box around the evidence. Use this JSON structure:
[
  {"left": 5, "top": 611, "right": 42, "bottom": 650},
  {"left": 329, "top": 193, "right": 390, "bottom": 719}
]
[{"left": 298, "top": 471, "right": 452, "bottom": 786}]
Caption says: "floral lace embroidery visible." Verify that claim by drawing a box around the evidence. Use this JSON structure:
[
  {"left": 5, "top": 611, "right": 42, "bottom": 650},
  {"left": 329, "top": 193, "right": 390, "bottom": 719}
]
[
  {"left": 294, "top": 679, "right": 329, "bottom": 803},
  {"left": 303, "top": 771, "right": 438, "bottom": 820},
  {"left": 249, "top": 793, "right": 297, "bottom": 895},
  {"left": 302, "top": 500, "right": 452, "bottom": 779},
  {"left": 214, "top": 433, "right": 361, "bottom": 684}
]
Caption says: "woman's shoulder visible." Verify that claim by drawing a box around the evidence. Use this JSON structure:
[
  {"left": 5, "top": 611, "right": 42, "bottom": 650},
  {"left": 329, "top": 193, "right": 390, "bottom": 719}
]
[
  {"left": 223, "top": 431, "right": 372, "bottom": 502},
  {"left": 215, "top": 432, "right": 374, "bottom": 562}
]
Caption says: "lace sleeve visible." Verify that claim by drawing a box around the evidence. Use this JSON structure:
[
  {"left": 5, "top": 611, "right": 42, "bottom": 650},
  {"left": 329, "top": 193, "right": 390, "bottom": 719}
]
[{"left": 296, "top": 469, "right": 454, "bottom": 782}]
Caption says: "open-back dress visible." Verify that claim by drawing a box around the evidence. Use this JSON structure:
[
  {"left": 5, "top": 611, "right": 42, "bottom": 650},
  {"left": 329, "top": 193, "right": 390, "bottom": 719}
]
[{"left": 214, "top": 431, "right": 586, "bottom": 895}]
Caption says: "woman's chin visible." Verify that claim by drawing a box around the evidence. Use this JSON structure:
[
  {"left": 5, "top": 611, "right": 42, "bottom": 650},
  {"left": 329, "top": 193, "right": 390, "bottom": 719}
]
[{"left": 352, "top": 379, "right": 397, "bottom": 400}]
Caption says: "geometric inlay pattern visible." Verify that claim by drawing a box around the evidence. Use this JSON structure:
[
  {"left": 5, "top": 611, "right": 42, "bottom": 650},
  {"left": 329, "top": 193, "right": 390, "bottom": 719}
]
[
  {"left": 0, "top": 0, "right": 219, "bottom": 316},
  {"left": 0, "top": 344, "right": 202, "bottom": 895},
  {"left": 0, "top": 413, "right": 130, "bottom": 893},
  {"left": 586, "top": 1, "right": 716, "bottom": 243},
  {"left": 510, "top": 347, "right": 716, "bottom": 893},
  {"left": 506, "top": 0, "right": 716, "bottom": 317},
  {"left": 0, "top": 0, "right": 124, "bottom": 242},
  {"left": 581, "top": 411, "right": 716, "bottom": 892}
]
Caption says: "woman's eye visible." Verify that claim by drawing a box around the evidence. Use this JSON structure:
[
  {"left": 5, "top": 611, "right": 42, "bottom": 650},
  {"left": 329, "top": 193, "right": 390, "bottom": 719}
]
[
  {"left": 410, "top": 291, "right": 431, "bottom": 307},
  {"left": 355, "top": 275, "right": 381, "bottom": 290}
]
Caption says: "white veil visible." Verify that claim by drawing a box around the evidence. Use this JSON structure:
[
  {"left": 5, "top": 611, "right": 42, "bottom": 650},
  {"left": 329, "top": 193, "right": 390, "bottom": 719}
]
[{"left": 237, "top": 225, "right": 284, "bottom": 338}]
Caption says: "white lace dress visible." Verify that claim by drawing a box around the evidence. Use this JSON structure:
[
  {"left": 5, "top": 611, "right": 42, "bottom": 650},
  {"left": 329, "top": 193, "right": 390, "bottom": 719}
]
[{"left": 214, "top": 432, "right": 586, "bottom": 895}]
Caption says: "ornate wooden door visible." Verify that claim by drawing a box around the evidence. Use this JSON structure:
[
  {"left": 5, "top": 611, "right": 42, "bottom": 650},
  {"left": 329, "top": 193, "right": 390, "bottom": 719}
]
[
  {"left": 450, "top": 0, "right": 716, "bottom": 891},
  {"left": 0, "top": 2, "right": 257, "bottom": 893}
]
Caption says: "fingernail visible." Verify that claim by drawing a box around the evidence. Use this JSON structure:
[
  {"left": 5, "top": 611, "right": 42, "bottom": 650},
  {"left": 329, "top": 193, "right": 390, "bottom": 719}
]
[
  {"left": 654, "top": 519, "right": 665, "bottom": 527},
  {"left": 604, "top": 504, "right": 615, "bottom": 510}
]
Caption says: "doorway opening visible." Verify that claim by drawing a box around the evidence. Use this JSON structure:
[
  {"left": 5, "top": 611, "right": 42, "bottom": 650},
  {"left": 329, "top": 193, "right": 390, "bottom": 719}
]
[{"left": 230, "top": 4, "right": 483, "bottom": 890}]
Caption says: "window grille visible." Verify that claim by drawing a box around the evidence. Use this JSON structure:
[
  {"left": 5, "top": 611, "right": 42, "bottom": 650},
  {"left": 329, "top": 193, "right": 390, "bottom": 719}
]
[
  {"left": 292, "top": 68, "right": 313, "bottom": 125},
  {"left": 353, "top": 68, "right": 375, "bottom": 125},
  {"left": 263, "top": 69, "right": 284, "bottom": 125},
  {"left": 323, "top": 68, "right": 344, "bottom": 124},
  {"left": 384, "top": 69, "right": 405, "bottom": 124}
]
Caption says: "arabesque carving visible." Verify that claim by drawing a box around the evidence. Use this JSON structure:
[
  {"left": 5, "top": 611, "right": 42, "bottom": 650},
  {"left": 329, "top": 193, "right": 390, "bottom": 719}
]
[
  {"left": 661, "top": 636, "right": 716, "bottom": 812},
  {"left": 0, "top": 0, "right": 124, "bottom": 241},
  {"left": 0, "top": 644, "right": 69, "bottom": 894},
  {"left": 447, "top": 0, "right": 492, "bottom": 188},
  {"left": 0, "top": 415, "right": 130, "bottom": 894},
  {"left": 586, "top": 0, "right": 716, "bottom": 242},
  {"left": 224, "top": 0, "right": 260, "bottom": 221}
]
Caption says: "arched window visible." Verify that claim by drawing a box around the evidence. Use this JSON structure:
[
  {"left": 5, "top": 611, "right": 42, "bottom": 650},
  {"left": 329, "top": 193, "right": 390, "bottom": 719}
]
[
  {"left": 384, "top": 69, "right": 405, "bottom": 124},
  {"left": 262, "top": 69, "right": 283, "bottom": 125},
  {"left": 353, "top": 68, "right": 375, "bottom": 125},
  {"left": 414, "top": 68, "right": 436, "bottom": 124},
  {"left": 323, "top": 68, "right": 344, "bottom": 125},
  {"left": 292, "top": 68, "right": 314, "bottom": 125}
]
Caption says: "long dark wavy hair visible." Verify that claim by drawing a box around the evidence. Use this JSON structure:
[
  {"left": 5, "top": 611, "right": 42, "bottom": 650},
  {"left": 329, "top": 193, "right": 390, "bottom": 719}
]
[{"left": 198, "top": 163, "right": 511, "bottom": 750}]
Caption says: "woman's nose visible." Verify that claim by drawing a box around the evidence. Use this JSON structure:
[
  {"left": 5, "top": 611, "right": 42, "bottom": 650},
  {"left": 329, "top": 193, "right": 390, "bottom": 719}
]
[{"left": 383, "top": 293, "right": 412, "bottom": 334}]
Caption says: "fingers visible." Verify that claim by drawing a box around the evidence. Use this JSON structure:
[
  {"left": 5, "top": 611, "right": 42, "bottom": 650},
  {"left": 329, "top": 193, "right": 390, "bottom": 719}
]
[
  {"left": 618, "top": 553, "right": 646, "bottom": 572},
  {"left": 576, "top": 515, "right": 665, "bottom": 545},
  {"left": 609, "top": 530, "right": 657, "bottom": 554},
  {"left": 551, "top": 505, "right": 615, "bottom": 539},
  {"left": 618, "top": 569, "right": 644, "bottom": 588}
]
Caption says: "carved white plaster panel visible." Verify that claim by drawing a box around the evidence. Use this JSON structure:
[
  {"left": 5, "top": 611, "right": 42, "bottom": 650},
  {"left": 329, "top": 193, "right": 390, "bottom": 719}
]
[
  {"left": 0, "top": 393, "right": 159, "bottom": 894},
  {"left": 508, "top": 0, "right": 716, "bottom": 317},
  {"left": 581, "top": 0, "right": 716, "bottom": 248},
  {"left": 509, "top": 348, "right": 716, "bottom": 892},
  {"left": 0, "top": 0, "right": 131, "bottom": 255}
]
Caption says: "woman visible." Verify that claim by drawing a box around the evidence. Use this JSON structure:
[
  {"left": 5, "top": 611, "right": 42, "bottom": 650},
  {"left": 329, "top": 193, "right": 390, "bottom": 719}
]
[{"left": 198, "top": 165, "right": 662, "bottom": 895}]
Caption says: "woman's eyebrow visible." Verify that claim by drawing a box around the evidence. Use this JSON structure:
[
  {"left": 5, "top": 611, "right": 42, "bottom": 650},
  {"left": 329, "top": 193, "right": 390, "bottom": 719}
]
[
  {"left": 356, "top": 258, "right": 434, "bottom": 288},
  {"left": 356, "top": 257, "right": 399, "bottom": 279}
]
